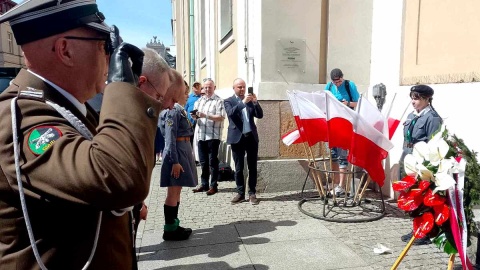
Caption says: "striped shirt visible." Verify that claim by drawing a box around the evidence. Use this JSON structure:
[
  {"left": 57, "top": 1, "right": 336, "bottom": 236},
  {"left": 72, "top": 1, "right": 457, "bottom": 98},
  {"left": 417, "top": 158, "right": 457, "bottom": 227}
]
[{"left": 193, "top": 94, "right": 225, "bottom": 141}]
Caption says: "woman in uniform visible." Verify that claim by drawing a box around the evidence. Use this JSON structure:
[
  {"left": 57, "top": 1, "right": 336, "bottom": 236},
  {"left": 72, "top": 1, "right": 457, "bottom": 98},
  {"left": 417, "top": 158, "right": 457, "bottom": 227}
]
[
  {"left": 399, "top": 84, "right": 442, "bottom": 245},
  {"left": 159, "top": 81, "right": 198, "bottom": 241}
]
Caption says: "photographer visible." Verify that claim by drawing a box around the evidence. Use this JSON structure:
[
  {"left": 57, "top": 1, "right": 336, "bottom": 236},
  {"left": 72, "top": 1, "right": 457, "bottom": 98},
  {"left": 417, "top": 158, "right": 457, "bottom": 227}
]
[{"left": 224, "top": 78, "right": 263, "bottom": 205}]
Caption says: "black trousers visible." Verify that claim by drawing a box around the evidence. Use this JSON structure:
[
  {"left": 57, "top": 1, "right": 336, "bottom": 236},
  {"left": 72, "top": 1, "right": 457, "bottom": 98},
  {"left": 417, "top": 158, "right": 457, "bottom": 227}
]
[
  {"left": 198, "top": 139, "right": 221, "bottom": 188},
  {"left": 231, "top": 134, "right": 258, "bottom": 195}
]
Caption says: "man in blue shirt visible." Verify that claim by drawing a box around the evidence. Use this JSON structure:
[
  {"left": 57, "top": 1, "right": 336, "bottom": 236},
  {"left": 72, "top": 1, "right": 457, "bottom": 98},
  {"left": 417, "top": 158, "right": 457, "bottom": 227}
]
[
  {"left": 325, "top": 68, "right": 360, "bottom": 196},
  {"left": 185, "top": 81, "right": 202, "bottom": 143}
]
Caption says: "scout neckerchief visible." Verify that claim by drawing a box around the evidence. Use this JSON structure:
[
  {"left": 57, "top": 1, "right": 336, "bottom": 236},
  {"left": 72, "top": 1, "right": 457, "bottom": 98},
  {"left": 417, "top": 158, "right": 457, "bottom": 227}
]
[
  {"left": 175, "top": 103, "right": 193, "bottom": 129},
  {"left": 11, "top": 88, "right": 100, "bottom": 270},
  {"left": 406, "top": 106, "right": 431, "bottom": 143}
]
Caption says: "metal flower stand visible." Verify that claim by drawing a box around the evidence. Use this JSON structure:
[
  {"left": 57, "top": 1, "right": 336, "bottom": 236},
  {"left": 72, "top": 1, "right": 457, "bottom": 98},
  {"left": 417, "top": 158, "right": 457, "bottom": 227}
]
[{"left": 298, "top": 159, "right": 386, "bottom": 223}]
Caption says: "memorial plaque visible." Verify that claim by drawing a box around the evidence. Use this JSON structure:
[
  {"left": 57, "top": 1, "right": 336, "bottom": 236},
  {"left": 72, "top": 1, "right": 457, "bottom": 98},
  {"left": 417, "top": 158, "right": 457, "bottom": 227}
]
[{"left": 276, "top": 38, "right": 306, "bottom": 81}]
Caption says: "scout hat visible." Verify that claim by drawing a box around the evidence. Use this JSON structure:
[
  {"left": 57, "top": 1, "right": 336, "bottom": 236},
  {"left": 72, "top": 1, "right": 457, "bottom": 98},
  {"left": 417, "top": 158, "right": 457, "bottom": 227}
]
[
  {"left": 0, "top": 0, "right": 110, "bottom": 45},
  {"left": 410, "top": 85, "right": 434, "bottom": 97}
]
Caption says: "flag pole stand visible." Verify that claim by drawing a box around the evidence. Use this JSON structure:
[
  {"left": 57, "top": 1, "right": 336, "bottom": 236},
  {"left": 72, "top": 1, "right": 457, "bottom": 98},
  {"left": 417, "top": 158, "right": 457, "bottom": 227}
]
[
  {"left": 297, "top": 146, "right": 386, "bottom": 223},
  {"left": 391, "top": 235, "right": 415, "bottom": 270}
]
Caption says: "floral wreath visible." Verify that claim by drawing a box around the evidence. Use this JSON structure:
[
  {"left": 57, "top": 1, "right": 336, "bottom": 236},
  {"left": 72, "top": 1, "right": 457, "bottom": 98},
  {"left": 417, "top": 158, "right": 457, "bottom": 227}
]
[{"left": 393, "top": 125, "right": 480, "bottom": 269}]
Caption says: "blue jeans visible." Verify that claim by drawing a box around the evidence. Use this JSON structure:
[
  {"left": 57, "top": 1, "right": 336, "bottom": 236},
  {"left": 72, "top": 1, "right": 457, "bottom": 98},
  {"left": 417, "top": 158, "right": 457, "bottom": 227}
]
[
  {"left": 331, "top": 147, "right": 348, "bottom": 169},
  {"left": 198, "top": 139, "right": 220, "bottom": 188}
]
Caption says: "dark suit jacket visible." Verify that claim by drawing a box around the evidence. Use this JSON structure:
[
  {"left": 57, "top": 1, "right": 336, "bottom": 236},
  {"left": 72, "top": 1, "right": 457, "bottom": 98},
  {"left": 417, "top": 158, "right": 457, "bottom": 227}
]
[
  {"left": 224, "top": 95, "right": 263, "bottom": 144},
  {"left": 0, "top": 69, "right": 161, "bottom": 269}
]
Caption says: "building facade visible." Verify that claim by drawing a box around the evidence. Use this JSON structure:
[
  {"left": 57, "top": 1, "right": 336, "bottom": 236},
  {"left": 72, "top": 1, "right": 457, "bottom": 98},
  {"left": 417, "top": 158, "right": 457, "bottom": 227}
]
[
  {"left": 0, "top": 0, "right": 24, "bottom": 68},
  {"left": 172, "top": 0, "right": 480, "bottom": 197}
]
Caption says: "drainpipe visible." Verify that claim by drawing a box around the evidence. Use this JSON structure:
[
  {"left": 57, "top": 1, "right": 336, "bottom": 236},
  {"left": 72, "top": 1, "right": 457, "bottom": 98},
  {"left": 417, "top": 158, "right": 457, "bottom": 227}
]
[{"left": 189, "top": 0, "right": 195, "bottom": 87}]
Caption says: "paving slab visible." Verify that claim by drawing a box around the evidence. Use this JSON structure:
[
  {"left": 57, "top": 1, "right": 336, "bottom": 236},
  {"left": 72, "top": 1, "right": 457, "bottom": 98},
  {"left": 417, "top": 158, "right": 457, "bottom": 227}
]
[
  {"left": 138, "top": 242, "right": 252, "bottom": 270},
  {"left": 244, "top": 237, "right": 370, "bottom": 270},
  {"left": 236, "top": 219, "right": 333, "bottom": 244}
]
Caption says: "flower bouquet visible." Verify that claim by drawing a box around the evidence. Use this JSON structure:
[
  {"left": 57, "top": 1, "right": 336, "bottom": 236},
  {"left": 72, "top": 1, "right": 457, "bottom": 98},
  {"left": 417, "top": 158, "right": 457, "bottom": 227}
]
[{"left": 392, "top": 125, "right": 480, "bottom": 269}]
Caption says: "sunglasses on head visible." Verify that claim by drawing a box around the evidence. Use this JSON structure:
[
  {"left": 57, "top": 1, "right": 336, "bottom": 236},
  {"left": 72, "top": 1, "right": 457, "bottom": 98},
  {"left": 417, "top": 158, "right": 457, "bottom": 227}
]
[{"left": 203, "top": 77, "right": 212, "bottom": 82}]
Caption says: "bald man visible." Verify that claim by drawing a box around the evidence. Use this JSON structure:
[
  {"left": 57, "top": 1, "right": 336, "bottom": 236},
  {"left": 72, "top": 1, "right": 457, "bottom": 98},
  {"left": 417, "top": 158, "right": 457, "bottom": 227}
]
[{"left": 224, "top": 78, "right": 263, "bottom": 205}]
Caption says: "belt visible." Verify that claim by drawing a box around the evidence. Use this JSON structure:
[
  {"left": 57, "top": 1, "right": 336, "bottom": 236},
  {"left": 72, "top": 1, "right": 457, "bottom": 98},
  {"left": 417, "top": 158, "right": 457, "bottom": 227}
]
[
  {"left": 176, "top": 136, "right": 190, "bottom": 142},
  {"left": 403, "top": 142, "right": 413, "bottom": 148}
]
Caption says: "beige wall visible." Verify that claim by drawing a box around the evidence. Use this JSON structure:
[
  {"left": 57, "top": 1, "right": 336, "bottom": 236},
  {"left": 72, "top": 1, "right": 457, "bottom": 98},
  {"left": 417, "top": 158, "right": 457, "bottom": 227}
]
[
  {"left": 216, "top": 0, "right": 238, "bottom": 90},
  {"left": 401, "top": 0, "right": 480, "bottom": 84},
  {"left": 0, "top": 22, "right": 24, "bottom": 67},
  {"left": 327, "top": 0, "right": 373, "bottom": 86}
]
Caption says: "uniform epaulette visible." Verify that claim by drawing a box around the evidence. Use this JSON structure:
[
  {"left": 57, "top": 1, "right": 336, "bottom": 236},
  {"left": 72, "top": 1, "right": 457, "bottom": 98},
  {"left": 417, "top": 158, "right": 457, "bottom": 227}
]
[{"left": 17, "top": 87, "right": 45, "bottom": 102}]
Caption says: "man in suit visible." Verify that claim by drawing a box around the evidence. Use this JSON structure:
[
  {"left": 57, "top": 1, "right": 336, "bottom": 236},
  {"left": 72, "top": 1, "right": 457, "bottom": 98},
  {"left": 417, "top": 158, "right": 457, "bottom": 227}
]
[
  {"left": 224, "top": 78, "right": 263, "bottom": 205},
  {"left": 0, "top": 1, "right": 166, "bottom": 269}
]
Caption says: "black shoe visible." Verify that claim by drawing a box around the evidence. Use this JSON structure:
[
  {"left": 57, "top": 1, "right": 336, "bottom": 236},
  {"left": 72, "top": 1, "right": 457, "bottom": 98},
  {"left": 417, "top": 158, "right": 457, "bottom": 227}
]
[
  {"left": 401, "top": 231, "right": 431, "bottom": 245},
  {"left": 401, "top": 231, "right": 413, "bottom": 242},
  {"left": 163, "top": 226, "right": 193, "bottom": 241}
]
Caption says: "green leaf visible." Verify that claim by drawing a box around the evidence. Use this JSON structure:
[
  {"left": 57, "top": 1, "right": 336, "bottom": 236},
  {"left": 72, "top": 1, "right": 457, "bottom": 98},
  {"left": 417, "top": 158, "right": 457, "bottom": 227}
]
[{"left": 432, "top": 232, "right": 458, "bottom": 255}]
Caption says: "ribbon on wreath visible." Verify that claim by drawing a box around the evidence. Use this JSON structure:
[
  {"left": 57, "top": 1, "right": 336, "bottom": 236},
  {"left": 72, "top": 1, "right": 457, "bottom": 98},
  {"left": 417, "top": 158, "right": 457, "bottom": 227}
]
[{"left": 447, "top": 157, "right": 473, "bottom": 270}]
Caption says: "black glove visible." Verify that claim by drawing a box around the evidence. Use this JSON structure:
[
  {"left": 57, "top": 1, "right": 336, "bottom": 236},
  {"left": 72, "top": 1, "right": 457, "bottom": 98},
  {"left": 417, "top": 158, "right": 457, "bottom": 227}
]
[
  {"left": 107, "top": 42, "right": 144, "bottom": 86},
  {"left": 109, "top": 25, "right": 123, "bottom": 53}
]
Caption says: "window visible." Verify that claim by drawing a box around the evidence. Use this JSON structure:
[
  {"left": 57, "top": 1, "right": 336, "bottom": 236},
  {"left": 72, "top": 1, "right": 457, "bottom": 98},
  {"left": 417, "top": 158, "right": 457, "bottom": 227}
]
[
  {"left": 7, "top": 32, "right": 13, "bottom": 54},
  {"left": 219, "top": 0, "right": 232, "bottom": 44},
  {"left": 200, "top": 0, "right": 206, "bottom": 63}
]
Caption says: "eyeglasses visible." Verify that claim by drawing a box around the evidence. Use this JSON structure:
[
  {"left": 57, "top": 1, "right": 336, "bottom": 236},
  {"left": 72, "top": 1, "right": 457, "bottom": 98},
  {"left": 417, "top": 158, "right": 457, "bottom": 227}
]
[
  {"left": 63, "top": 36, "right": 113, "bottom": 55},
  {"left": 203, "top": 77, "right": 212, "bottom": 82},
  {"left": 146, "top": 79, "right": 163, "bottom": 100}
]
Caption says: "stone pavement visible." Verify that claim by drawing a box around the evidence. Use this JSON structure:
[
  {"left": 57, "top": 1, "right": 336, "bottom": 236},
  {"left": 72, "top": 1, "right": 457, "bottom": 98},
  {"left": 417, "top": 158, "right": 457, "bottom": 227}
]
[{"left": 136, "top": 165, "right": 475, "bottom": 270}]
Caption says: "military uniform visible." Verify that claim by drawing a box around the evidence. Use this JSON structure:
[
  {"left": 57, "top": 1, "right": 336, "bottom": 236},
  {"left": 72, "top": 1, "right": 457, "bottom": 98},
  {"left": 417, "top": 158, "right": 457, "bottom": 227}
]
[{"left": 0, "top": 70, "right": 161, "bottom": 269}]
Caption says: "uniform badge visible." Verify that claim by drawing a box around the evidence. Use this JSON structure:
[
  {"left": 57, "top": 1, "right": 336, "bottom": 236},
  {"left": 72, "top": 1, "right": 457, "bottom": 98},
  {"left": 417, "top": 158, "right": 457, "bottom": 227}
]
[
  {"left": 27, "top": 126, "right": 62, "bottom": 156},
  {"left": 166, "top": 119, "right": 174, "bottom": 126}
]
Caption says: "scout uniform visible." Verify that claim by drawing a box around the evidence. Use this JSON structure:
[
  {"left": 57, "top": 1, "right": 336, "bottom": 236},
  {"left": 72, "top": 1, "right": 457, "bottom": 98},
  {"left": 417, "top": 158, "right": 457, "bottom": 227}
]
[
  {"left": 398, "top": 85, "right": 442, "bottom": 180},
  {"left": 0, "top": 1, "right": 161, "bottom": 269}
]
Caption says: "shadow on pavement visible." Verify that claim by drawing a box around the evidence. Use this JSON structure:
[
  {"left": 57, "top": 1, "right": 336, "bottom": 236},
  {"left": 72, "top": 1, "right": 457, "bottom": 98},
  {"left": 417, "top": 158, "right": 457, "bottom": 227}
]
[
  {"left": 151, "top": 262, "right": 269, "bottom": 270},
  {"left": 138, "top": 220, "right": 297, "bottom": 262}
]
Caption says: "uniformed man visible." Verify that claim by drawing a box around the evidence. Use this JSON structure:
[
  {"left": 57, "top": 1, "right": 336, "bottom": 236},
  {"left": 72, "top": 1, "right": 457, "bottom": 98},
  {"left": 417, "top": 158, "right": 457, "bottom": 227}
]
[{"left": 0, "top": 0, "right": 168, "bottom": 269}]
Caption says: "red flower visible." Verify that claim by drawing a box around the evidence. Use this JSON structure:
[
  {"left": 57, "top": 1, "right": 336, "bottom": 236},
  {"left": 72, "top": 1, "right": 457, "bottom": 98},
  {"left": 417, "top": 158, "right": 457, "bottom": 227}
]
[
  {"left": 413, "top": 212, "right": 434, "bottom": 238},
  {"left": 392, "top": 175, "right": 417, "bottom": 192},
  {"left": 397, "top": 189, "right": 423, "bottom": 211},
  {"left": 423, "top": 189, "right": 446, "bottom": 206},
  {"left": 418, "top": 180, "right": 430, "bottom": 191},
  {"left": 433, "top": 204, "right": 449, "bottom": 225}
]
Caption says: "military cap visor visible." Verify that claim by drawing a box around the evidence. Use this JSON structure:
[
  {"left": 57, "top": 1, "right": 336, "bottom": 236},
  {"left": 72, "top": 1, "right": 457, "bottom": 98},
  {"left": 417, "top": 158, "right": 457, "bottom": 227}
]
[{"left": 0, "top": 0, "right": 110, "bottom": 45}]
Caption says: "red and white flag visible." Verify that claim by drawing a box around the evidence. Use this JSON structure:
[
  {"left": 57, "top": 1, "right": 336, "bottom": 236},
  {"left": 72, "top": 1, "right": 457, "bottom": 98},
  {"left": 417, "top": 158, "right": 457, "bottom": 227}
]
[
  {"left": 281, "top": 129, "right": 303, "bottom": 146},
  {"left": 325, "top": 92, "right": 356, "bottom": 151},
  {"left": 356, "top": 96, "right": 386, "bottom": 135},
  {"left": 294, "top": 93, "right": 328, "bottom": 146},
  {"left": 348, "top": 114, "right": 394, "bottom": 186}
]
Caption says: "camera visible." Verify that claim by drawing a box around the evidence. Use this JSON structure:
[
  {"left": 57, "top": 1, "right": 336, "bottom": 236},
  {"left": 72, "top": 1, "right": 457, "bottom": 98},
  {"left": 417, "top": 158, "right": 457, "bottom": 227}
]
[{"left": 247, "top": 87, "right": 253, "bottom": 94}]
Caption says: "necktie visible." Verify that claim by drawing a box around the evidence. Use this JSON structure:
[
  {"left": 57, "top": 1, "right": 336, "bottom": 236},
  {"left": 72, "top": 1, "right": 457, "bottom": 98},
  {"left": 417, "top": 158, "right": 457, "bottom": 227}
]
[{"left": 241, "top": 99, "right": 251, "bottom": 134}]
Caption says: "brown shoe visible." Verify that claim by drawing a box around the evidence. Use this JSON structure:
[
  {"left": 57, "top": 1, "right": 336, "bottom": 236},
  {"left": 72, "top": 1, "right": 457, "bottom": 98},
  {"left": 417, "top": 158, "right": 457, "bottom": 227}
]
[
  {"left": 192, "top": 186, "right": 207, "bottom": 193},
  {"left": 206, "top": 187, "right": 218, "bottom": 196},
  {"left": 231, "top": 194, "right": 245, "bottom": 204},
  {"left": 249, "top": 194, "right": 259, "bottom": 205}
]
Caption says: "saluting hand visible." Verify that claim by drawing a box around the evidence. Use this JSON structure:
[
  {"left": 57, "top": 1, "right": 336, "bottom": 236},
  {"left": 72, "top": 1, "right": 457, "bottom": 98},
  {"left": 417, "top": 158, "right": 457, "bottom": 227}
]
[{"left": 171, "top": 163, "right": 184, "bottom": 179}]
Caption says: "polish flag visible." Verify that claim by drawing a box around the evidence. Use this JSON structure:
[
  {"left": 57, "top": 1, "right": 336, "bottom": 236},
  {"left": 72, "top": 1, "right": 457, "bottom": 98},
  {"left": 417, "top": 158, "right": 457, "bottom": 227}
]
[
  {"left": 286, "top": 91, "right": 307, "bottom": 142},
  {"left": 356, "top": 96, "right": 386, "bottom": 135},
  {"left": 294, "top": 93, "right": 328, "bottom": 146},
  {"left": 348, "top": 114, "right": 394, "bottom": 186},
  {"left": 325, "top": 92, "right": 355, "bottom": 150},
  {"left": 281, "top": 129, "right": 303, "bottom": 146},
  {"left": 382, "top": 95, "right": 409, "bottom": 140}
]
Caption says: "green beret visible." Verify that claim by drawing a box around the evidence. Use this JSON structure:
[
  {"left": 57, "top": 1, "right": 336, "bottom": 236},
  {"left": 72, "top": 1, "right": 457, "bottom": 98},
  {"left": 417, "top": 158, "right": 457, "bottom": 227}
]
[{"left": 0, "top": 0, "right": 110, "bottom": 45}]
